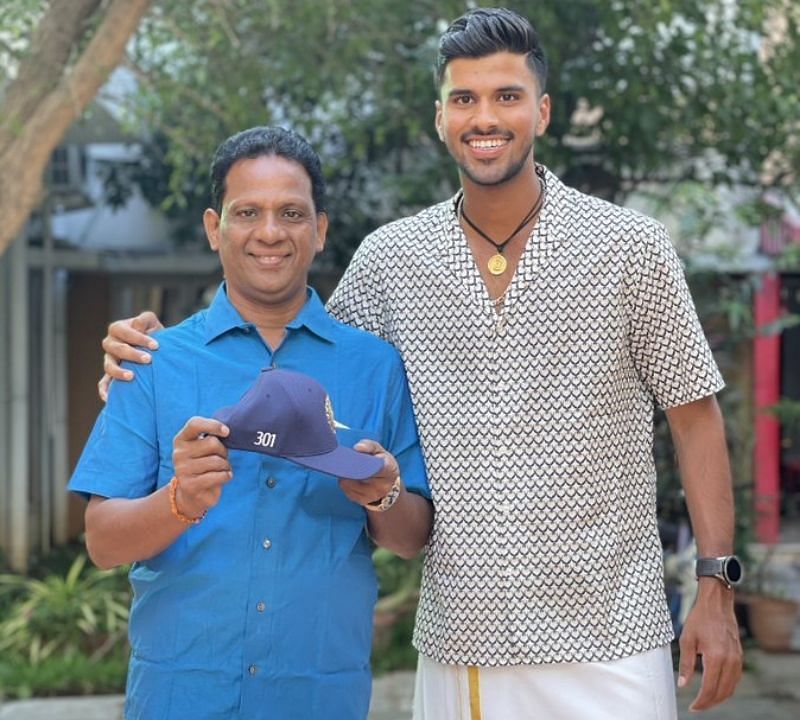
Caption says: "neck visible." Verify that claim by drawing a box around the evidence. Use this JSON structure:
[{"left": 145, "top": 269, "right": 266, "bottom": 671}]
[
  {"left": 460, "top": 163, "right": 542, "bottom": 231},
  {"left": 225, "top": 285, "right": 307, "bottom": 337}
]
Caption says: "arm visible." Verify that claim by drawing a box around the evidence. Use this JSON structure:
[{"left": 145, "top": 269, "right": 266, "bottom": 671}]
[
  {"left": 666, "top": 395, "right": 742, "bottom": 711},
  {"left": 366, "top": 487, "right": 433, "bottom": 559},
  {"left": 339, "top": 439, "right": 433, "bottom": 559},
  {"left": 85, "top": 417, "right": 232, "bottom": 569},
  {"left": 97, "top": 311, "right": 164, "bottom": 401}
]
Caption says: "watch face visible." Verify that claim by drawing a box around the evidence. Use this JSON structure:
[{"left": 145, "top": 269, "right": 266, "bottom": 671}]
[{"left": 724, "top": 556, "right": 743, "bottom": 584}]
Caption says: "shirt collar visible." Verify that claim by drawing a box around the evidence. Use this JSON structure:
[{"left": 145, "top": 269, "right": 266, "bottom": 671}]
[
  {"left": 204, "top": 282, "right": 337, "bottom": 345},
  {"left": 285, "top": 286, "right": 338, "bottom": 343},
  {"left": 442, "top": 164, "right": 567, "bottom": 304},
  {"left": 448, "top": 163, "right": 563, "bottom": 221}
]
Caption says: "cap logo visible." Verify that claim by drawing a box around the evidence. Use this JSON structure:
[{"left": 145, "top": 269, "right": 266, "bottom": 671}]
[
  {"left": 324, "top": 395, "right": 335, "bottom": 432},
  {"left": 254, "top": 430, "right": 277, "bottom": 448}
]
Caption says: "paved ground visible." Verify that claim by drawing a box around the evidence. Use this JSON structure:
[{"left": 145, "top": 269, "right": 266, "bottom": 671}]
[{"left": 1, "top": 649, "right": 798, "bottom": 719}]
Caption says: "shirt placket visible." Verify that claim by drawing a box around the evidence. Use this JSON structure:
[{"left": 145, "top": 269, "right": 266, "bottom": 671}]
[
  {"left": 239, "top": 459, "right": 280, "bottom": 714},
  {"left": 487, "top": 299, "right": 524, "bottom": 661},
  {"left": 239, "top": 331, "right": 280, "bottom": 714}
]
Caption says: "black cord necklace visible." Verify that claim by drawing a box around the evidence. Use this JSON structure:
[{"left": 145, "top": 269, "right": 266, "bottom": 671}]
[{"left": 460, "top": 173, "right": 546, "bottom": 276}]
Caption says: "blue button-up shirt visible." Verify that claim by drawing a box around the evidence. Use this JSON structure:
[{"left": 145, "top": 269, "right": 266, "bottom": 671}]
[{"left": 69, "top": 285, "right": 429, "bottom": 720}]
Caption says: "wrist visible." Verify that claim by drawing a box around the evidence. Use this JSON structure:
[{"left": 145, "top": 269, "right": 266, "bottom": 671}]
[
  {"left": 695, "top": 554, "right": 743, "bottom": 590},
  {"left": 365, "top": 476, "right": 403, "bottom": 513},
  {"left": 695, "top": 576, "right": 736, "bottom": 605},
  {"left": 169, "top": 477, "right": 207, "bottom": 525}
]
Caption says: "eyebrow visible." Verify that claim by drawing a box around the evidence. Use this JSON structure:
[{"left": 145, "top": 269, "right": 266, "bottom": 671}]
[
  {"left": 226, "top": 196, "right": 312, "bottom": 209},
  {"left": 447, "top": 84, "right": 527, "bottom": 98}
]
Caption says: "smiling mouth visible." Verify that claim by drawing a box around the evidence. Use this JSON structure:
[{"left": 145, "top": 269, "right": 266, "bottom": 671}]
[
  {"left": 466, "top": 136, "right": 510, "bottom": 150},
  {"left": 250, "top": 253, "right": 289, "bottom": 267}
]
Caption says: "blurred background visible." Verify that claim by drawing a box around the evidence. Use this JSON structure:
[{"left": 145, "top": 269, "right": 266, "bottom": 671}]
[{"left": 1, "top": 1, "right": 799, "bottom": 717}]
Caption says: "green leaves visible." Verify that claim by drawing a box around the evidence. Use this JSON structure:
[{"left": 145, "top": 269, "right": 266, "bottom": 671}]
[
  {"left": 105, "top": 0, "right": 799, "bottom": 261},
  {"left": 0, "top": 554, "right": 130, "bottom": 665}
]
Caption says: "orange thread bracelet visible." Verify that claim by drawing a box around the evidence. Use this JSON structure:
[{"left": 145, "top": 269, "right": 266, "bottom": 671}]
[{"left": 169, "top": 477, "right": 206, "bottom": 525}]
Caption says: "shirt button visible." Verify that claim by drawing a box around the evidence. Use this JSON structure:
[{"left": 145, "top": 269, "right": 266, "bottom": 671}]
[
  {"left": 256, "top": 601, "right": 266, "bottom": 613},
  {"left": 262, "top": 538, "right": 272, "bottom": 550},
  {"left": 266, "top": 477, "right": 277, "bottom": 488},
  {"left": 249, "top": 664, "right": 258, "bottom": 675}
]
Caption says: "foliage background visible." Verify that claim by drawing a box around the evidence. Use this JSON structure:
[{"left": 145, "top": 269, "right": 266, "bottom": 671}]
[{"left": 92, "top": 0, "right": 800, "bottom": 259}]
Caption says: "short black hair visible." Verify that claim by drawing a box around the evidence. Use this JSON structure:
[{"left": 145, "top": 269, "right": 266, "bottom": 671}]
[
  {"left": 209, "top": 126, "right": 326, "bottom": 214},
  {"left": 435, "top": 7, "right": 548, "bottom": 94}
]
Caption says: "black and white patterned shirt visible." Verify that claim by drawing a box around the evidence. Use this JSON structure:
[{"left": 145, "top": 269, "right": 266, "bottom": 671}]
[{"left": 327, "top": 167, "right": 724, "bottom": 666}]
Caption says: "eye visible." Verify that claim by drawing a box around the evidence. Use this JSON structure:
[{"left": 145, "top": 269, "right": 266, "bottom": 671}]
[
  {"left": 284, "top": 209, "right": 304, "bottom": 219},
  {"left": 237, "top": 208, "right": 257, "bottom": 219},
  {"left": 452, "top": 94, "right": 474, "bottom": 106},
  {"left": 499, "top": 92, "right": 519, "bottom": 102}
]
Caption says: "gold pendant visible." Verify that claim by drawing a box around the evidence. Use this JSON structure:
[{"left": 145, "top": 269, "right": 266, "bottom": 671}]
[{"left": 487, "top": 254, "right": 507, "bottom": 275}]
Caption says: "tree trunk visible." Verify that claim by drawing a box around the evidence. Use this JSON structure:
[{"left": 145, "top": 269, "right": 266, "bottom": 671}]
[{"left": 0, "top": 0, "right": 153, "bottom": 256}]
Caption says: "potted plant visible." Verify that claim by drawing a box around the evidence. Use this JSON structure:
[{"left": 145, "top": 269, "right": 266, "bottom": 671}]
[{"left": 740, "top": 545, "right": 800, "bottom": 652}]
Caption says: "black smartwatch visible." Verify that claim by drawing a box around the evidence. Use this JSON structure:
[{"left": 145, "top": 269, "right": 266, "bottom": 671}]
[{"left": 695, "top": 555, "right": 744, "bottom": 589}]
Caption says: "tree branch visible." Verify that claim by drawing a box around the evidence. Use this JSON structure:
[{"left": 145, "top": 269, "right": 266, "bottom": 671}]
[
  {"left": 0, "top": 0, "right": 153, "bottom": 256},
  {"left": 125, "top": 59, "right": 231, "bottom": 125},
  {"left": 0, "top": 0, "right": 100, "bottom": 155}
]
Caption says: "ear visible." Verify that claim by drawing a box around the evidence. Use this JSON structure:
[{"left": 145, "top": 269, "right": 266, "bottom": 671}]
[
  {"left": 434, "top": 100, "right": 445, "bottom": 142},
  {"left": 536, "top": 93, "right": 551, "bottom": 137},
  {"left": 315, "top": 212, "right": 328, "bottom": 253},
  {"left": 203, "top": 208, "right": 222, "bottom": 252}
]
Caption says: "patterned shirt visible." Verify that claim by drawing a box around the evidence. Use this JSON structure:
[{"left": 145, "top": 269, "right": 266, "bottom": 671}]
[{"left": 327, "top": 167, "right": 724, "bottom": 666}]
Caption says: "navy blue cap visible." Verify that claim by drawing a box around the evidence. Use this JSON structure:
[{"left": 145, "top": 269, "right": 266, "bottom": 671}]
[{"left": 213, "top": 368, "right": 384, "bottom": 480}]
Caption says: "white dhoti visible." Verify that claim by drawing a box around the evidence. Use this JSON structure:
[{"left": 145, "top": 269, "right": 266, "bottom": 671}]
[{"left": 413, "top": 645, "right": 677, "bottom": 720}]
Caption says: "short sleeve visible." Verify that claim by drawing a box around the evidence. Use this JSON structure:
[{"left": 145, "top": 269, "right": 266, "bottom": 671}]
[
  {"left": 625, "top": 222, "right": 724, "bottom": 409},
  {"left": 326, "top": 232, "right": 389, "bottom": 340},
  {"left": 68, "top": 360, "right": 160, "bottom": 500}
]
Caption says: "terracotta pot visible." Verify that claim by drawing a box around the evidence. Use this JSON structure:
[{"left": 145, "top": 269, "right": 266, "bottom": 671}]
[{"left": 747, "top": 595, "right": 799, "bottom": 652}]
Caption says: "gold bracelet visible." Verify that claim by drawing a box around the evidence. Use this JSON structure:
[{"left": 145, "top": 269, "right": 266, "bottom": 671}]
[
  {"left": 169, "top": 477, "right": 206, "bottom": 525},
  {"left": 365, "top": 475, "right": 403, "bottom": 513}
]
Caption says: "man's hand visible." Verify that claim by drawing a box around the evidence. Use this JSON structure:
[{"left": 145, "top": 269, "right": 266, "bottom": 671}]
[
  {"left": 340, "top": 439, "right": 433, "bottom": 558},
  {"left": 98, "top": 311, "right": 164, "bottom": 401},
  {"left": 172, "top": 417, "right": 232, "bottom": 520},
  {"left": 677, "top": 579, "right": 743, "bottom": 711},
  {"left": 338, "top": 439, "right": 398, "bottom": 507}
]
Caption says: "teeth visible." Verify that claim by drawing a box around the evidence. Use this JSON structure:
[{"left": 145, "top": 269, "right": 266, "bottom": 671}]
[
  {"left": 252, "top": 255, "right": 284, "bottom": 266},
  {"left": 470, "top": 138, "right": 506, "bottom": 149}
]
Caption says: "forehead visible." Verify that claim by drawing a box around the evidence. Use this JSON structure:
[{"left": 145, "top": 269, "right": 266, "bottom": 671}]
[
  {"left": 440, "top": 51, "right": 539, "bottom": 97},
  {"left": 223, "top": 155, "right": 313, "bottom": 206}
]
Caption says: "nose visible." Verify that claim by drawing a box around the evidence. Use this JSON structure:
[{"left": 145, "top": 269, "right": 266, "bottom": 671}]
[
  {"left": 254, "top": 212, "right": 287, "bottom": 244},
  {"left": 472, "top": 99, "right": 499, "bottom": 133}
]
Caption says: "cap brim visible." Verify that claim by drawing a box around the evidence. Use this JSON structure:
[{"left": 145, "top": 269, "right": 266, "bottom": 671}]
[{"left": 286, "top": 445, "right": 384, "bottom": 481}]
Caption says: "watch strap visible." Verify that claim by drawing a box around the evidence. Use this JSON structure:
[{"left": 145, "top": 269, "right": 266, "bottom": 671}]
[
  {"left": 695, "top": 557, "right": 725, "bottom": 578},
  {"left": 365, "top": 475, "right": 402, "bottom": 513}
]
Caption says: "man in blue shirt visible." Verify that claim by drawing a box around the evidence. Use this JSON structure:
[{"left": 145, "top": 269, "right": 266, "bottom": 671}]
[{"left": 69, "top": 126, "right": 433, "bottom": 720}]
